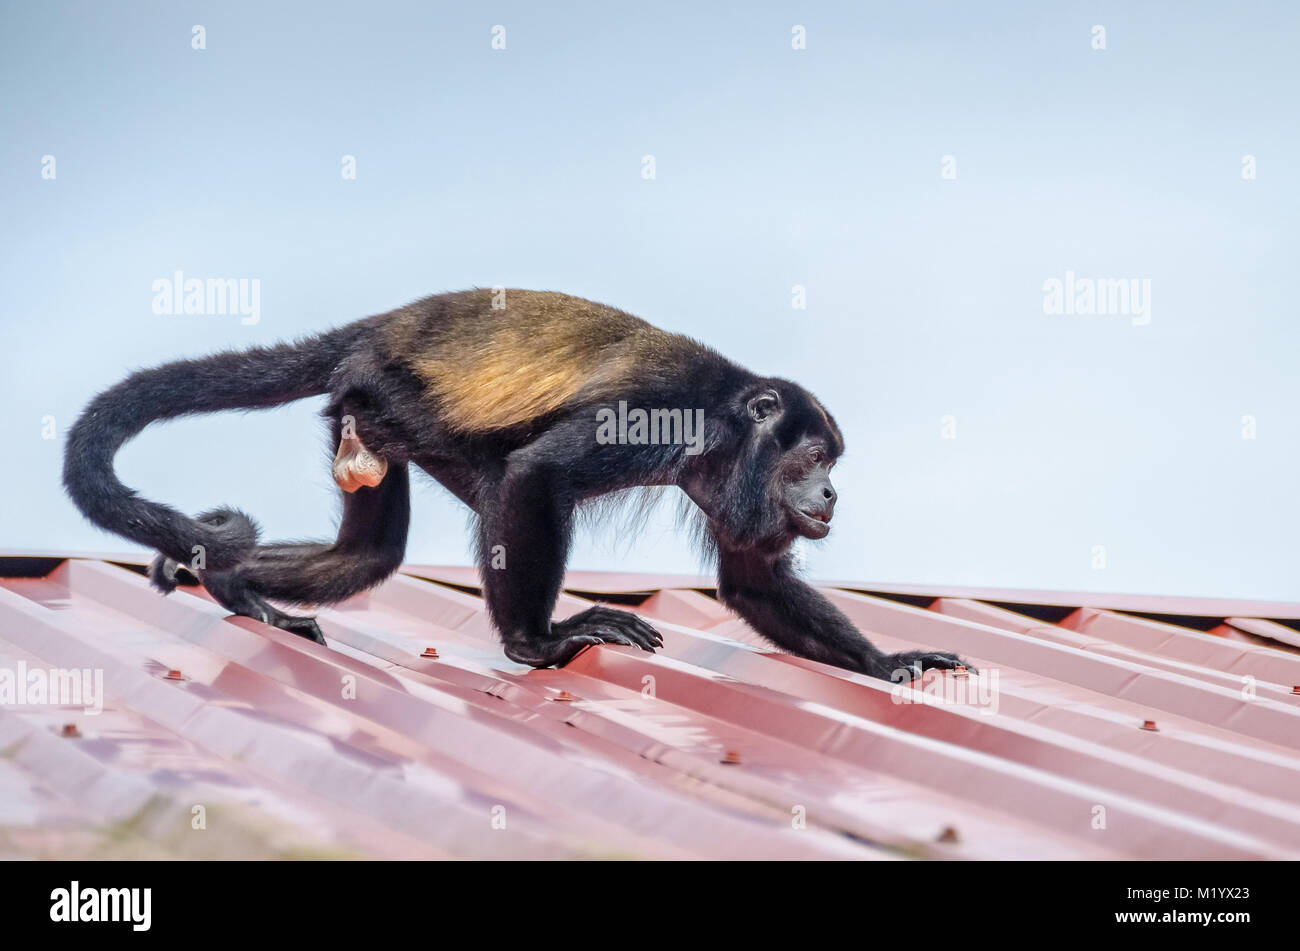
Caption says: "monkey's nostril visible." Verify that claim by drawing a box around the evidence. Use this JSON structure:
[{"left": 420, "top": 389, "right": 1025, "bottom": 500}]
[{"left": 822, "top": 487, "right": 835, "bottom": 501}]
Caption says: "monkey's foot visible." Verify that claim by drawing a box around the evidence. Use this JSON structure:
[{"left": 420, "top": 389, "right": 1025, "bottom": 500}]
[
  {"left": 503, "top": 606, "right": 663, "bottom": 667},
  {"left": 876, "top": 649, "right": 977, "bottom": 682},
  {"left": 332, "top": 434, "right": 388, "bottom": 493},
  {"left": 268, "top": 612, "right": 327, "bottom": 645},
  {"left": 237, "top": 599, "right": 328, "bottom": 646},
  {"left": 197, "top": 568, "right": 329, "bottom": 646}
]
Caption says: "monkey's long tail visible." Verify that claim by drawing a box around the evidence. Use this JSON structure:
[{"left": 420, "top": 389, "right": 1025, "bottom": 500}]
[{"left": 63, "top": 325, "right": 362, "bottom": 572}]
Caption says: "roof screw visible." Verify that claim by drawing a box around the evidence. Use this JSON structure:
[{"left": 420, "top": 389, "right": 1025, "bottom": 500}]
[
  {"left": 421, "top": 647, "right": 439, "bottom": 659},
  {"left": 1141, "top": 719, "right": 1159, "bottom": 732},
  {"left": 165, "top": 669, "right": 184, "bottom": 681},
  {"left": 61, "top": 723, "right": 81, "bottom": 738},
  {"left": 553, "top": 690, "right": 574, "bottom": 702},
  {"left": 721, "top": 749, "right": 742, "bottom": 765},
  {"left": 937, "top": 826, "right": 959, "bottom": 843}
]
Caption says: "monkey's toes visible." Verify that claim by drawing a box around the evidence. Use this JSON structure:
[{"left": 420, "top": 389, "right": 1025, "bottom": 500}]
[{"left": 280, "top": 615, "right": 327, "bottom": 646}]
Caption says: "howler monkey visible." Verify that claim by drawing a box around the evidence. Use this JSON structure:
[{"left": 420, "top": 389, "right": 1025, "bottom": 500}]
[{"left": 64, "top": 290, "right": 971, "bottom": 680}]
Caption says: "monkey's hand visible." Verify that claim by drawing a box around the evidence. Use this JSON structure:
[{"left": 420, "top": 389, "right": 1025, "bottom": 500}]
[
  {"left": 874, "top": 649, "right": 977, "bottom": 682},
  {"left": 332, "top": 433, "right": 388, "bottom": 493},
  {"left": 503, "top": 606, "right": 663, "bottom": 668}
]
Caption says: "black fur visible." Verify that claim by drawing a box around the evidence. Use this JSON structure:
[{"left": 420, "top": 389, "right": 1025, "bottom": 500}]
[
  {"left": 63, "top": 324, "right": 365, "bottom": 570},
  {"left": 63, "top": 291, "right": 971, "bottom": 680}
]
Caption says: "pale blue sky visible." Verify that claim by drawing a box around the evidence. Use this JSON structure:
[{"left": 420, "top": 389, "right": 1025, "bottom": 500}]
[{"left": 2, "top": 1, "right": 1297, "bottom": 599}]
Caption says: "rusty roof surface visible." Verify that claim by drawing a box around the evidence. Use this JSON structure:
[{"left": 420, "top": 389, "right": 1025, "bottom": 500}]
[{"left": 2, "top": 553, "right": 1299, "bottom": 860}]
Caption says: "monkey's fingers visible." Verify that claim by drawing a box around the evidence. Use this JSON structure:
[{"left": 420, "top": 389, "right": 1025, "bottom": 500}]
[
  {"left": 593, "top": 629, "right": 636, "bottom": 648},
  {"left": 623, "top": 613, "right": 664, "bottom": 648},
  {"left": 622, "top": 619, "right": 662, "bottom": 650},
  {"left": 917, "top": 651, "right": 978, "bottom": 675},
  {"left": 886, "top": 650, "right": 977, "bottom": 680},
  {"left": 563, "top": 605, "right": 661, "bottom": 651},
  {"left": 591, "top": 610, "right": 661, "bottom": 650}
]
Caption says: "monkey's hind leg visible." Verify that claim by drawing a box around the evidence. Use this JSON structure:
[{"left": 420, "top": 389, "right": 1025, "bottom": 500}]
[
  {"left": 195, "top": 463, "right": 411, "bottom": 645},
  {"left": 332, "top": 430, "right": 388, "bottom": 493}
]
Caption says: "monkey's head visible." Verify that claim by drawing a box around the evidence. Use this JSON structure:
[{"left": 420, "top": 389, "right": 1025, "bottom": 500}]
[{"left": 683, "top": 379, "right": 844, "bottom": 554}]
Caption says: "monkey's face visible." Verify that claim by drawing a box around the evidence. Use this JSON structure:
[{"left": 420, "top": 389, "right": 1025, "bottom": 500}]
[
  {"left": 741, "top": 386, "right": 842, "bottom": 544},
  {"left": 781, "top": 434, "right": 838, "bottom": 540},
  {"left": 681, "top": 382, "right": 844, "bottom": 553}
]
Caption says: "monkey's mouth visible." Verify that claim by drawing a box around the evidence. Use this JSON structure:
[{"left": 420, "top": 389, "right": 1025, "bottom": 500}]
[{"left": 795, "top": 509, "right": 832, "bottom": 538}]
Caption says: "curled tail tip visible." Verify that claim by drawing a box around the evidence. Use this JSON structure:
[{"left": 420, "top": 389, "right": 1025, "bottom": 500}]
[
  {"left": 149, "top": 507, "right": 257, "bottom": 586},
  {"left": 192, "top": 506, "right": 260, "bottom": 572}
]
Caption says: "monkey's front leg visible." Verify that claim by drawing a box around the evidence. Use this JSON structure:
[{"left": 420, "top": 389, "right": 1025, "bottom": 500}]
[
  {"left": 477, "top": 448, "right": 661, "bottom": 667},
  {"left": 717, "top": 550, "right": 975, "bottom": 681},
  {"left": 332, "top": 432, "right": 388, "bottom": 493}
]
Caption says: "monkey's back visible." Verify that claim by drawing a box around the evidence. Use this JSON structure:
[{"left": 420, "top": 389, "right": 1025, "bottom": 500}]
[{"left": 375, "top": 289, "right": 717, "bottom": 433}]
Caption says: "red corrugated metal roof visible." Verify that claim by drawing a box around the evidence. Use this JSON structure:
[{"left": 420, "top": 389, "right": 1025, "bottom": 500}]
[{"left": 3, "top": 554, "right": 1299, "bottom": 859}]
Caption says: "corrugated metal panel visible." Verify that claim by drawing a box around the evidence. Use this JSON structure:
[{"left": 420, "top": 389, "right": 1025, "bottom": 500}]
[{"left": 2, "top": 554, "right": 1298, "bottom": 859}]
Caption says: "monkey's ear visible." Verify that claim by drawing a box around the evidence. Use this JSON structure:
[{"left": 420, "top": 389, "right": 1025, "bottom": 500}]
[{"left": 747, "top": 390, "right": 781, "bottom": 423}]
